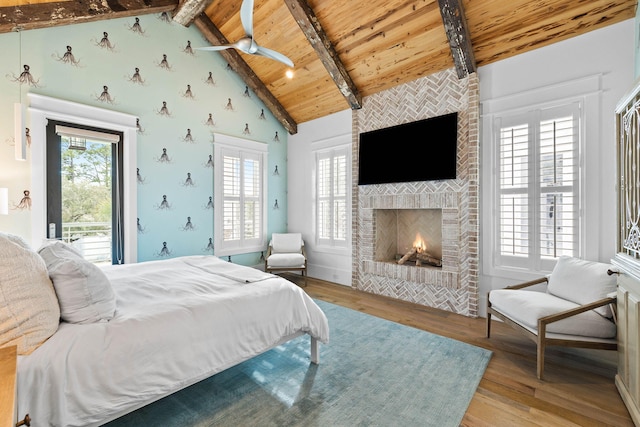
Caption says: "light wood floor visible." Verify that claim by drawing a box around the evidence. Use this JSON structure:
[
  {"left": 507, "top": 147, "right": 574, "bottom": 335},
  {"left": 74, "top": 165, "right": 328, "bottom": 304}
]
[{"left": 283, "top": 274, "right": 634, "bottom": 427}]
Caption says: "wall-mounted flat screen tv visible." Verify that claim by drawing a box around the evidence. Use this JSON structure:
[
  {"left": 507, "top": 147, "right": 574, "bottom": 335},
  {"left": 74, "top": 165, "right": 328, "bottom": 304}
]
[{"left": 357, "top": 112, "right": 458, "bottom": 185}]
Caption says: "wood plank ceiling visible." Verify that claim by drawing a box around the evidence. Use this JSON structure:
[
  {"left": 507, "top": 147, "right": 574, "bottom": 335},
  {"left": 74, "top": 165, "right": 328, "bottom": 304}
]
[{"left": 0, "top": 0, "right": 636, "bottom": 134}]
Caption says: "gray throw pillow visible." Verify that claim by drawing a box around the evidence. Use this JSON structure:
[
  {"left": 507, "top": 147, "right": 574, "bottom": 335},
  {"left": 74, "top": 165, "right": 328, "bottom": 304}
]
[{"left": 0, "top": 233, "right": 60, "bottom": 354}]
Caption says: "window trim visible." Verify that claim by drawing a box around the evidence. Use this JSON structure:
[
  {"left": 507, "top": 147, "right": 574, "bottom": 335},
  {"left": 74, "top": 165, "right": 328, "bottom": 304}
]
[
  {"left": 28, "top": 93, "right": 137, "bottom": 263},
  {"left": 493, "top": 103, "right": 581, "bottom": 274},
  {"left": 213, "top": 133, "right": 268, "bottom": 256},
  {"left": 314, "top": 144, "right": 351, "bottom": 249},
  {"left": 481, "top": 75, "right": 601, "bottom": 280}
]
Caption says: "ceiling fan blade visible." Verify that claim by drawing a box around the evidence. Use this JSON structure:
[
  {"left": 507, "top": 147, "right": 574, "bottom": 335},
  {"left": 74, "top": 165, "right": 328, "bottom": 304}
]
[
  {"left": 240, "top": 0, "right": 254, "bottom": 38},
  {"left": 195, "top": 45, "right": 234, "bottom": 52},
  {"left": 256, "top": 45, "right": 294, "bottom": 68},
  {"left": 197, "top": 0, "right": 291, "bottom": 67}
]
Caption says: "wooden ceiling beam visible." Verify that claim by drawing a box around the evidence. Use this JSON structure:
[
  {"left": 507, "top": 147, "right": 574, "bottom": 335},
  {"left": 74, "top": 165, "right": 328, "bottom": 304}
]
[
  {"left": 193, "top": 13, "right": 298, "bottom": 135},
  {"left": 437, "top": 0, "right": 476, "bottom": 79},
  {"left": 0, "top": 0, "right": 178, "bottom": 34},
  {"left": 284, "top": 0, "right": 362, "bottom": 110},
  {"left": 172, "top": 0, "right": 212, "bottom": 26}
]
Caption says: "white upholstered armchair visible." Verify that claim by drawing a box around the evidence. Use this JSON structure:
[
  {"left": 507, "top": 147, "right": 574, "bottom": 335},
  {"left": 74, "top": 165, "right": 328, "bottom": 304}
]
[
  {"left": 265, "top": 233, "right": 307, "bottom": 285},
  {"left": 486, "top": 256, "right": 618, "bottom": 380}
]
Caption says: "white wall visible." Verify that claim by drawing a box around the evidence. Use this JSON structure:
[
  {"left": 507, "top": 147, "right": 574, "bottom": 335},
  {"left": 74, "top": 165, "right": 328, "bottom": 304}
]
[
  {"left": 288, "top": 109, "right": 353, "bottom": 285},
  {"left": 478, "top": 19, "right": 635, "bottom": 315},
  {"left": 289, "top": 19, "right": 635, "bottom": 296}
]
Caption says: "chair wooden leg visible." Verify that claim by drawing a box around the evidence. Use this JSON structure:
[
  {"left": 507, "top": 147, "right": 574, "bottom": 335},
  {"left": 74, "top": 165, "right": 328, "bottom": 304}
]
[
  {"left": 486, "top": 311, "right": 492, "bottom": 338},
  {"left": 537, "top": 342, "right": 545, "bottom": 380},
  {"left": 537, "top": 323, "right": 546, "bottom": 380}
]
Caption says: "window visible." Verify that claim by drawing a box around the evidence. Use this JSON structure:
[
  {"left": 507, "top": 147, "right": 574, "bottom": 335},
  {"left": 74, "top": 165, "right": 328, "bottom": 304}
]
[
  {"left": 315, "top": 146, "right": 350, "bottom": 248},
  {"left": 214, "top": 133, "right": 267, "bottom": 256},
  {"left": 495, "top": 103, "right": 580, "bottom": 272}
]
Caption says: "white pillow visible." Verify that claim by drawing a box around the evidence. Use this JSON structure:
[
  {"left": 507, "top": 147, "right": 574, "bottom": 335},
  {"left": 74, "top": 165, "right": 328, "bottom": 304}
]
[
  {"left": 271, "top": 233, "right": 302, "bottom": 253},
  {"left": 38, "top": 240, "right": 116, "bottom": 324},
  {"left": 547, "top": 256, "right": 617, "bottom": 318},
  {"left": 0, "top": 233, "right": 60, "bottom": 355}
]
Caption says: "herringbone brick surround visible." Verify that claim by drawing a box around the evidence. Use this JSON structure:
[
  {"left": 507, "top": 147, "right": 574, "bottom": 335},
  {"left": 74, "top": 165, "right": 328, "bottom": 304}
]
[{"left": 352, "top": 68, "right": 479, "bottom": 317}]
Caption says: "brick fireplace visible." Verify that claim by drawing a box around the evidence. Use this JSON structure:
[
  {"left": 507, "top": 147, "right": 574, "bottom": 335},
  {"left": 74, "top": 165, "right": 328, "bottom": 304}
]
[{"left": 352, "top": 68, "right": 479, "bottom": 317}]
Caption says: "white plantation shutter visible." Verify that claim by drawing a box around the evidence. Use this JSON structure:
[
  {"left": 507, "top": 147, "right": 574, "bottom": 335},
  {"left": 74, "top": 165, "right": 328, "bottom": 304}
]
[
  {"left": 499, "top": 123, "right": 529, "bottom": 258},
  {"left": 317, "top": 155, "right": 331, "bottom": 240},
  {"left": 214, "top": 134, "right": 267, "bottom": 256},
  {"left": 333, "top": 153, "right": 347, "bottom": 241},
  {"left": 316, "top": 147, "right": 349, "bottom": 247},
  {"left": 243, "top": 154, "right": 261, "bottom": 240},
  {"left": 538, "top": 111, "right": 578, "bottom": 259},
  {"left": 496, "top": 103, "right": 580, "bottom": 270},
  {"left": 223, "top": 154, "right": 241, "bottom": 241}
]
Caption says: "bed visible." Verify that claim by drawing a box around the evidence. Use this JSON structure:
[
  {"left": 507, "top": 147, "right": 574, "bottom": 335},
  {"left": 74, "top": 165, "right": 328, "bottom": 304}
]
[{"left": 0, "top": 234, "right": 329, "bottom": 427}]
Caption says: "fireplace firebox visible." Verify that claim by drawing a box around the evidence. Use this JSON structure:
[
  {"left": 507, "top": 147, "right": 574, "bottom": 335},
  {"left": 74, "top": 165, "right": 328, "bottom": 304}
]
[{"left": 374, "top": 209, "right": 442, "bottom": 267}]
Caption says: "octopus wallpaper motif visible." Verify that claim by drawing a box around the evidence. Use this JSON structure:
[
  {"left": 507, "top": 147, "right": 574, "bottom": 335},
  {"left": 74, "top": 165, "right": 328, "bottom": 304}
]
[{"left": 0, "top": 13, "right": 288, "bottom": 265}]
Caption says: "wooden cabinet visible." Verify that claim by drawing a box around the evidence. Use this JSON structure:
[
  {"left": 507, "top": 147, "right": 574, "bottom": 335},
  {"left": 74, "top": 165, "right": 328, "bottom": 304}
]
[
  {"left": 0, "top": 346, "right": 17, "bottom": 427},
  {"left": 613, "top": 256, "right": 640, "bottom": 425},
  {"left": 615, "top": 80, "right": 640, "bottom": 426}
]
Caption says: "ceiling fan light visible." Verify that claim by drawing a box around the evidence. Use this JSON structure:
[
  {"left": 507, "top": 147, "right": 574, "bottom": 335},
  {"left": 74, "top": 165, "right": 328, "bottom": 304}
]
[{"left": 286, "top": 69, "right": 294, "bottom": 79}]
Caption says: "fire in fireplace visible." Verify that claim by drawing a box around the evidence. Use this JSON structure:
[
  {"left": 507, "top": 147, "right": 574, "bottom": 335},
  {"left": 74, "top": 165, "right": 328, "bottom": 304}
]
[{"left": 398, "top": 233, "right": 442, "bottom": 267}]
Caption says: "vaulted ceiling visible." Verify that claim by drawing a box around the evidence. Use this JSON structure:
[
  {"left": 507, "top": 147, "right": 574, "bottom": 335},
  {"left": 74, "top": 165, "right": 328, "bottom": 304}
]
[{"left": 0, "top": 0, "right": 636, "bottom": 134}]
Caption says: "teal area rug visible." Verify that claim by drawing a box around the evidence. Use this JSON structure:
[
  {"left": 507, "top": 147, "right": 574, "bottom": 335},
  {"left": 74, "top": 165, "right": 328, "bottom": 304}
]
[{"left": 105, "top": 300, "right": 492, "bottom": 427}]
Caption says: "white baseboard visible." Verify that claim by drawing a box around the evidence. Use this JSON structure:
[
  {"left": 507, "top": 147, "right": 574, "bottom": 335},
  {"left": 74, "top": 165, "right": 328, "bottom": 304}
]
[{"left": 307, "top": 263, "right": 351, "bottom": 286}]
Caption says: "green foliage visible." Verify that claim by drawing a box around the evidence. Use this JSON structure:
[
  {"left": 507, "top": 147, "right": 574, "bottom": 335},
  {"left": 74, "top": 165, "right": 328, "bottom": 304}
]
[{"left": 61, "top": 139, "right": 112, "bottom": 223}]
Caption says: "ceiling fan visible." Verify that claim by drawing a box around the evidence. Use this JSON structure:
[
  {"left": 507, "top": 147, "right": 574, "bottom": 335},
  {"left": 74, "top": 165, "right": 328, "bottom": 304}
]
[{"left": 196, "top": 0, "right": 294, "bottom": 68}]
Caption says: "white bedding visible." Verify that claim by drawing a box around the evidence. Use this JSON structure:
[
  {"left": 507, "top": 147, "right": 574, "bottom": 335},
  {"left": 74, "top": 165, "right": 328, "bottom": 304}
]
[{"left": 16, "top": 255, "right": 330, "bottom": 427}]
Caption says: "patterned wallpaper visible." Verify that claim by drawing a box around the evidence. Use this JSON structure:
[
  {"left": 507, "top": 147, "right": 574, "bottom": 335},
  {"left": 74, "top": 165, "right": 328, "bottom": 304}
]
[{"left": 0, "top": 12, "right": 288, "bottom": 265}]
